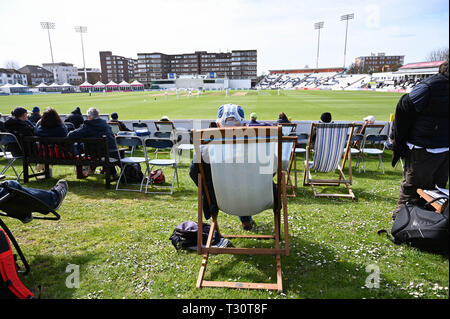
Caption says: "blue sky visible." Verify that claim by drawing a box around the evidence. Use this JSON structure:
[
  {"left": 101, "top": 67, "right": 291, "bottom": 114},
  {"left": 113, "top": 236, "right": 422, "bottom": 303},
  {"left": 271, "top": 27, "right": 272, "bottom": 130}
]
[{"left": 0, "top": 0, "right": 448, "bottom": 75}]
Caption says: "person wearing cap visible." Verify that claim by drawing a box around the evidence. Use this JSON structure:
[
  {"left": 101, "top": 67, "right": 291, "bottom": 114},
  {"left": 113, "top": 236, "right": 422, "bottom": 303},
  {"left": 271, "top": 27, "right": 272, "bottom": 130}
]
[
  {"left": 248, "top": 112, "right": 260, "bottom": 126},
  {"left": 4, "top": 107, "right": 36, "bottom": 156},
  {"left": 160, "top": 115, "right": 170, "bottom": 122},
  {"left": 64, "top": 107, "right": 84, "bottom": 129},
  {"left": 107, "top": 112, "right": 131, "bottom": 132},
  {"left": 356, "top": 115, "right": 375, "bottom": 134},
  {"left": 28, "top": 106, "right": 41, "bottom": 124},
  {"left": 189, "top": 104, "right": 275, "bottom": 231}
]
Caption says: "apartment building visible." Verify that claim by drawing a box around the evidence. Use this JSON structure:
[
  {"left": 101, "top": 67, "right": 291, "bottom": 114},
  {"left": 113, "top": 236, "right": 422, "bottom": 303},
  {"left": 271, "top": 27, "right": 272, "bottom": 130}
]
[
  {"left": 0, "top": 68, "right": 28, "bottom": 86},
  {"left": 355, "top": 53, "right": 405, "bottom": 72},
  {"left": 18, "top": 65, "right": 54, "bottom": 86},
  {"left": 99, "top": 51, "right": 137, "bottom": 83},
  {"left": 134, "top": 49, "right": 257, "bottom": 85},
  {"left": 42, "top": 62, "right": 82, "bottom": 85}
]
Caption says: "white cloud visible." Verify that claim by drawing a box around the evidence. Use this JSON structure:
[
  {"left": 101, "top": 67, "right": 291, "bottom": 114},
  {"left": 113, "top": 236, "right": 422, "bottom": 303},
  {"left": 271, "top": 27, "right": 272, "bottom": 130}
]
[{"left": 0, "top": 0, "right": 448, "bottom": 74}]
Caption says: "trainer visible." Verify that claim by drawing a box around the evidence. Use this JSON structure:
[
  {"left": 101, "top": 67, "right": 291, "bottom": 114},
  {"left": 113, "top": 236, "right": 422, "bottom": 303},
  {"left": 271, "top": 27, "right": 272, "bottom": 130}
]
[{"left": 390, "top": 61, "right": 449, "bottom": 220}]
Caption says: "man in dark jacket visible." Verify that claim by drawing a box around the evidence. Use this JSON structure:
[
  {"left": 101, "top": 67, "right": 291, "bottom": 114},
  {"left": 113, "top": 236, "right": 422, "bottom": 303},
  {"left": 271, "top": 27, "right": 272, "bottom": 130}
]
[
  {"left": 67, "top": 107, "right": 118, "bottom": 155},
  {"left": 68, "top": 107, "right": 119, "bottom": 178},
  {"left": 64, "top": 107, "right": 84, "bottom": 129},
  {"left": 390, "top": 61, "right": 449, "bottom": 220},
  {"left": 4, "top": 107, "right": 35, "bottom": 155}
]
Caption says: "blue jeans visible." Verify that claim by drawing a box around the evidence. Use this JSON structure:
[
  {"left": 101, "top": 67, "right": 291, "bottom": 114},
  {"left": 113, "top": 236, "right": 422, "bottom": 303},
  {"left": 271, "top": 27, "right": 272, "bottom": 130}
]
[{"left": 0, "top": 180, "right": 59, "bottom": 209}]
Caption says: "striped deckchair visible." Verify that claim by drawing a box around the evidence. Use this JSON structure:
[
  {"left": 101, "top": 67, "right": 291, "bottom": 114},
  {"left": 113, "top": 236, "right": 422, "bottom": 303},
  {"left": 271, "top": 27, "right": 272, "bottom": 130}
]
[
  {"left": 280, "top": 123, "right": 298, "bottom": 197},
  {"left": 303, "top": 123, "right": 355, "bottom": 199}
]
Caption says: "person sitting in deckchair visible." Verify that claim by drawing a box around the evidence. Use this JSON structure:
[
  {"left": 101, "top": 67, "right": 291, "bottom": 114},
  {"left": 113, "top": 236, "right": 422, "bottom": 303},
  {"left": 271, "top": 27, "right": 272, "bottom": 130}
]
[{"left": 190, "top": 104, "right": 259, "bottom": 230}]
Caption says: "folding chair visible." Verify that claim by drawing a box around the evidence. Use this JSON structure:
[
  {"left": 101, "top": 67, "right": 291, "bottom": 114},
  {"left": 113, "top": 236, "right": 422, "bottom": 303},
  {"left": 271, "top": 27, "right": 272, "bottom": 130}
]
[
  {"left": 279, "top": 124, "right": 298, "bottom": 197},
  {"left": 0, "top": 181, "right": 61, "bottom": 275},
  {"left": 194, "top": 126, "right": 289, "bottom": 293},
  {"left": 115, "top": 136, "right": 148, "bottom": 192},
  {"left": 303, "top": 123, "right": 355, "bottom": 199},
  {"left": 0, "top": 133, "right": 35, "bottom": 181},
  {"left": 132, "top": 122, "right": 151, "bottom": 139},
  {"left": 143, "top": 138, "right": 179, "bottom": 195},
  {"left": 361, "top": 134, "right": 388, "bottom": 174},
  {"left": 350, "top": 133, "right": 364, "bottom": 173},
  {"left": 153, "top": 121, "right": 179, "bottom": 158}
]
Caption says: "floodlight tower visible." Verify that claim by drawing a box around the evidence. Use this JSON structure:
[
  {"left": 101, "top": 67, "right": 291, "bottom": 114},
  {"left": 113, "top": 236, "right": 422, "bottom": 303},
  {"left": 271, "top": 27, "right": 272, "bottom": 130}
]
[
  {"left": 75, "top": 26, "right": 88, "bottom": 82},
  {"left": 314, "top": 22, "right": 324, "bottom": 70},
  {"left": 40, "top": 21, "right": 57, "bottom": 82},
  {"left": 41, "top": 21, "right": 55, "bottom": 63},
  {"left": 341, "top": 13, "right": 354, "bottom": 69}
]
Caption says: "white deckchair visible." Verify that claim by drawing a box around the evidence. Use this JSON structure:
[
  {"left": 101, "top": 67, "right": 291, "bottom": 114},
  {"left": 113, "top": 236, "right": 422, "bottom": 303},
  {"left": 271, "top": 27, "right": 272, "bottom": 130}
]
[{"left": 194, "top": 126, "right": 289, "bottom": 293}]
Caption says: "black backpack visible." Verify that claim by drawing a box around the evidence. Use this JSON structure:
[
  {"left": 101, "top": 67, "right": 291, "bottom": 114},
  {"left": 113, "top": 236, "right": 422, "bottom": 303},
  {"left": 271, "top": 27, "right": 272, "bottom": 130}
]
[
  {"left": 379, "top": 200, "right": 449, "bottom": 253},
  {"left": 123, "top": 163, "right": 143, "bottom": 183},
  {"left": 169, "top": 221, "right": 222, "bottom": 250}
]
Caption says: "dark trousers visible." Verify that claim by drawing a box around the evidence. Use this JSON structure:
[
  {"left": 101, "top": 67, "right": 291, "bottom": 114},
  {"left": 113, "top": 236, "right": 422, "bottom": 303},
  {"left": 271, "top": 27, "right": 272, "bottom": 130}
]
[{"left": 395, "top": 147, "right": 449, "bottom": 212}]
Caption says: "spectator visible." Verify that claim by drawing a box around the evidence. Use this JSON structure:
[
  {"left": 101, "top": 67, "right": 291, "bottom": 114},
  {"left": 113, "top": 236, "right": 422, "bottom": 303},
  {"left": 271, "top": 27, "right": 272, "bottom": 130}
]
[
  {"left": 190, "top": 104, "right": 271, "bottom": 231},
  {"left": 64, "top": 107, "right": 84, "bottom": 129},
  {"left": 0, "top": 178, "right": 68, "bottom": 223},
  {"left": 68, "top": 107, "right": 119, "bottom": 178},
  {"left": 108, "top": 112, "right": 131, "bottom": 132},
  {"left": 356, "top": 115, "right": 375, "bottom": 134},
  {"left": 277, "top": 112, "right": 290, "bottom": 124},
  {"left": 389, "top": 61, "right": 449, "bottom": 220},
  {"left": 320, "top": 112, "right": 332, "bottom": 123},
  {"left": 35, "top": 108, "right": 68, "bottom": 137},
  {"left": 28, "top": 106, "right": 41, "bottom": 124},
  {"left": 248, "top": 112, "right": 260, "bottom": 126},
  {"left": 311, "top": 112, "right": 333, "bottom": 146},
  {"left": 160, "top": 116, "right": 170, "bottom": 122},
  {"left": 5, "top": 107, "right": 35, "bottom": 137},
  {"left": 68, "top": 107, "right": 118, "bottom": 155}
]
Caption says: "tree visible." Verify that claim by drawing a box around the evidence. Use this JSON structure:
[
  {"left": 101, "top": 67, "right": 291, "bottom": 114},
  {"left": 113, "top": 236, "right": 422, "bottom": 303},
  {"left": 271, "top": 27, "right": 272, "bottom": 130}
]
[
  {"left": 426, "top": 47, "right": 449, "bottom": 62},
  {"left": 4, "top": 60, "right": 20, "bottom": 69}
]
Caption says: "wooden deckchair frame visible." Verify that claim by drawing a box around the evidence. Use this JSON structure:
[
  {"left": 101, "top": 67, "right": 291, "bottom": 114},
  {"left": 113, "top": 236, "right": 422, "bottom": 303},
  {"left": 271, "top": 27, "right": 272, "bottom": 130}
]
[
  {"left": 303, "top": 123, "right": 355, "bottom": 200},
  {"left": 279, "top": 123, "right": 298, "bottom": 198},
  {"left": 193, "top": 126, "right": 290, "bottom": 293}
]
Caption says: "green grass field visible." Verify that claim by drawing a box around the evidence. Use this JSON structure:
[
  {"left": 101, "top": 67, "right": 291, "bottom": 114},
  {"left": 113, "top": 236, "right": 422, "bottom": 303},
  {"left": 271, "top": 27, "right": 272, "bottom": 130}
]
[
  {"left": 0, "top": 90, "right": 448, "bottom": 300},
  {"left": 0, "top": 89, "right": 403, "bottom": 121}
]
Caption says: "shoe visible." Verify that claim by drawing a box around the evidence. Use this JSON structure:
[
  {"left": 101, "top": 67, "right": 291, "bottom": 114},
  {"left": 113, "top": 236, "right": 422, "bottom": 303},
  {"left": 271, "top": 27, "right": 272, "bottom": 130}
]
[
  {"left": 242, "top": 219, "right": 256, "bottom": 231},
  {"left": 20, "top": 213, "right": 33, "bottom": 224},
  {"left": 0, "top": 175, "right": 5, "bottom": 180},
  {"left": 51, "top": 179, "right": 68, "bottom": 210}
]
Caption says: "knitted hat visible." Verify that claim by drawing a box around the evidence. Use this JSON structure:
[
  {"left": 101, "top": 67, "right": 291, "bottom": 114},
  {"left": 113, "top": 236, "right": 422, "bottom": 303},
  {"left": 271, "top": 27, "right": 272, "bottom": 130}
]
[{"left": 32, "top": 106, "right": 40, "bottom": 113}]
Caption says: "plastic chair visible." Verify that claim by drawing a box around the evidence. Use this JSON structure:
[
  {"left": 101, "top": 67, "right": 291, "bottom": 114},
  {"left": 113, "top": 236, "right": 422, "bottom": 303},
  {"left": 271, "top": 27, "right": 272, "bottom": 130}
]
[
  {"left": 115, "top": 136, "right": 148, "bottom": 192},
  {"left": 0, "top": 133, "right": 35, "bottom": 180},
  {"left": 143, "top": 138, "right": 179, "bottom": 195},
  {"left": 361, "top": 134, "right": 388, "bottom": 174},
  {"left": 350, "top": 134, "right": 365, "bottom": 173}
]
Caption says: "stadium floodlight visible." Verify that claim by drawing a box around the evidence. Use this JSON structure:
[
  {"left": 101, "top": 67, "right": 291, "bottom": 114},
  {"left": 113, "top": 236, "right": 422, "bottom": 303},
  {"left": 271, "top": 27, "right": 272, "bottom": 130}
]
[
  {"left": 314, "top": 22, "right": 324, "bottom": 70},
  {"left": 75, "top": 26, "right": 88, "bottom": 82},
  {"left": 40, "top": 22, "right": 55, "bottom": 63},
  {"left": 340, "top": 13, "right": 355, "bottom": 69}
]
